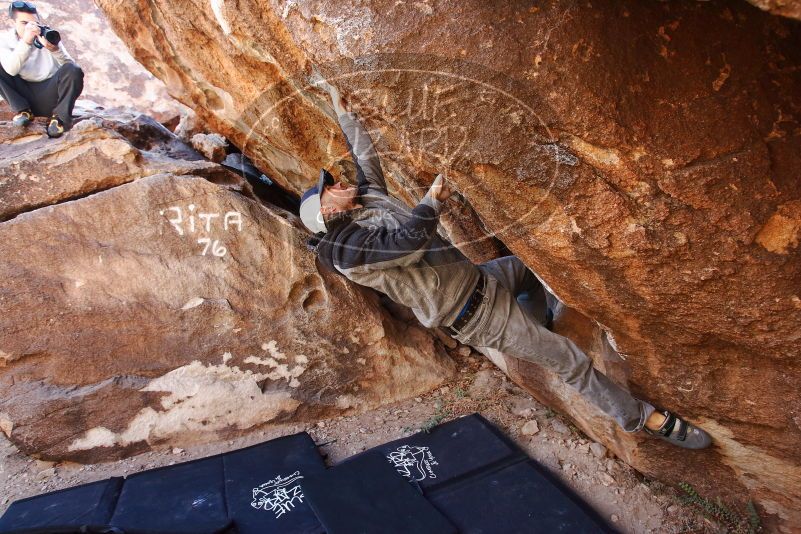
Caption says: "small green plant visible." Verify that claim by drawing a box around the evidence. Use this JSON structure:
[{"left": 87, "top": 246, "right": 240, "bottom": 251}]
[
  {"left": 678, "top": 482, "right": 762, "bottom": 534},
  {"left": 544, "top": 408, "right": 556, "bottom": 419},
  {"left": 746, "top": 502, "right": 762, "bottom": 533},
  {"left": 420, "top": 405, "right": 451, "bottom": 433},
  {"left": 454, "top": 387, "right": 466, "bottom": 399}
]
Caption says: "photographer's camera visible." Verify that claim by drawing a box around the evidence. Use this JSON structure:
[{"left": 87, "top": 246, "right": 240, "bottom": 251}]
[{"left": 32, "top": 23, "right": 59, "bottom": 48}]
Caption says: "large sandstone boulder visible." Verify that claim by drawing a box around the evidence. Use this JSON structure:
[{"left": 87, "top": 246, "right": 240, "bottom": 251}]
[
  {"left": 0, "top": 105, "right": 217, "bottom": 220},
  {"left": 96, "top": 0, "right": 801, "bottom": 529},
  {"left": 0, "top": 109, "right": 455, "bottom": 462}
]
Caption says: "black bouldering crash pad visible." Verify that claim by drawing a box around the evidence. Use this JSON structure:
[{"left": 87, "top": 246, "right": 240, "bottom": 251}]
[
  {"left": 223, "top": 432, "right": 325, "bottom": 534},
  {"left": 0, "top": 433, "right": 325, "bottom": 534},
  {"left": 349, "top": 414, "right": 613, "bottom": 533},
  {"left": 302, "top": 451, "right": 457, "bottom": 534},
  {"left": 0, "top": 414, "right": 614, "bottom": 534},
  {"left": 0, "top": 477, "right": 123, "bottom": 533}
]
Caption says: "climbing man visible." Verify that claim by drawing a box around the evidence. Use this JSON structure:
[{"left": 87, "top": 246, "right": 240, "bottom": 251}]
[
  {"left": 300, "top": 79, "right": 713, "bottom": 449},
  {"left": 0, "top": 1, "right": 83, "bottom": 138}
]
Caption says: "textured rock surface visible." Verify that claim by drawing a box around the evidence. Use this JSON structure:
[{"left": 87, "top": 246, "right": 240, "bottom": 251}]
[
  {"left": 747, "top": 0, "right": 801, "bottom": 20},
  {"left": 0, "top": 104, "right": 217, "bottom": 221},
  {"left": 191, "top": 132, "right": 229, "bottom": 162},
  {"left": 0, "top": 109, "right": 455, "bottom": 462},
  {"left": 96, "top": 0, "right": 801, "bottom": 528}
]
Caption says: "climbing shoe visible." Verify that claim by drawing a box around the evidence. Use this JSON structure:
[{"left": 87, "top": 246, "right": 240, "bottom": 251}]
[
  {"left": 644, "top": 410, "right": 712, "bottom": 449},
  {"left": 12, "top": 110, "right": 32, "bottom": 127},
  {"left": 47, "top": 116, "right": 65, "bottom": 138}
]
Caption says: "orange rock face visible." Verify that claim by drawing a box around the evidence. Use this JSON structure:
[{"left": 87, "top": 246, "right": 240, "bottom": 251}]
[
  {"left": 0, "top": 108, "right": 455, "bottom": 462},
  {"left": 93, "top": 0, "right": 800, "bottom": 529}
]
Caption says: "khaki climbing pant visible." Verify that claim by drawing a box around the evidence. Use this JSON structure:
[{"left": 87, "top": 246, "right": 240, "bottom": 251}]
[{"left": 450, "top": 256, "right": 655, "bottom": 432}]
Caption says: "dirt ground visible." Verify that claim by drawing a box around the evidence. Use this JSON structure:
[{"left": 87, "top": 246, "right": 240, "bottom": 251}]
[{"left": 0, "top": 348, "right": 718, "bottom": 533}]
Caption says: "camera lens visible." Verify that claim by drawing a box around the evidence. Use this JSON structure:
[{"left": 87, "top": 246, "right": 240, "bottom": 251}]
[{"left": 45, "top": 28, "right": 60, "bottom": 46}]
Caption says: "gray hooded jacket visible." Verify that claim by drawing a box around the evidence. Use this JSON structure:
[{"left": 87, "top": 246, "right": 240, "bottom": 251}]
[{"left": 315, "top": 112, "right": 481, "bottom": 328}]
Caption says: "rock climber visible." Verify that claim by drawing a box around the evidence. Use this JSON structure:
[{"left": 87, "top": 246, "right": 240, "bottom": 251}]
[
  {"left": 300, "top": 78, "right": 713, "bottom": 450},
  {"left": 0, "top": 1, "right": 83, "bottom": 138}
]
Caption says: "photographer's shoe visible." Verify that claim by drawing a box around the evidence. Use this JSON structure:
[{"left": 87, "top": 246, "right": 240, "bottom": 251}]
[
  {"left": 644, "top": 410, "right": 712, "bottom": 449},
  {"left": 12, "top": 110, "right": 32, "bottom": 127},
  {"left": 47, "top": 116, "right": 65, "bottom": 138}
]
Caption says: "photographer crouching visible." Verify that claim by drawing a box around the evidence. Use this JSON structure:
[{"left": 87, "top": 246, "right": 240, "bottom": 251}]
[{"left": 0, "top": 1, "right": 83, "bottom": 138}]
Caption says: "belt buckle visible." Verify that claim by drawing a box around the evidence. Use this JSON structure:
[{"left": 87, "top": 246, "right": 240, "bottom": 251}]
[
  {"left": 476, "top": 274, "right": 486, "bottom": 298},
  {"left": 451, "top": 275, "right": 485, "bottom": 334},
  {"left": 445, "top": 273, "right": 486, "bottom": 337}
]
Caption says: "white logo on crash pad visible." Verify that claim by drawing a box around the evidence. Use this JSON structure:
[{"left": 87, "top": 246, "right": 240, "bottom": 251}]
[
  {"left": 251, "top": 471, "right": 305, "bottom": 518},
  {"left": 387, "top": 445, "right": 439, "bottom": 481}
]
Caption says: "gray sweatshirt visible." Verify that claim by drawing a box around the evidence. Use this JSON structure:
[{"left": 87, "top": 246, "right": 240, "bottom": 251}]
[
  {"left": 315, "top": 112, "right": 481, "bottom": 328},
  {"left": 0, "top": 28, "right": 74, "bottom": 82}
]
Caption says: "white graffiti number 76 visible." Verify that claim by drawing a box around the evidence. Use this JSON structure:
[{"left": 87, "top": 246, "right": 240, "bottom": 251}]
[{"left": 197, "top": 237, "right": 227, "bottom": 257}]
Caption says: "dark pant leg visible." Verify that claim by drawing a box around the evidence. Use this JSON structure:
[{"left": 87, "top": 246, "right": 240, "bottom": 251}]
[
  {"left": 25, "top": 63, "right": 84, "bottom": 128},
  {"left": 480, "top": 255, "right": 548, "bottom": 324},
  {"left": 0, "top": 63, "right": 33, "bottom": 112},
  {"left": 457, "top": 273, "right": 654, "bottom": 432},
  {"left": 24, "top": 75, "right": 57, "bottom": 117},
  {"left": 52, "top": 63, "right": 83, "bottom": 128}
]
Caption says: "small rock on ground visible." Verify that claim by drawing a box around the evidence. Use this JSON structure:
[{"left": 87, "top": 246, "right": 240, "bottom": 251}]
[
  {"left": 33, "top": 460, "right": 55, "bottom": 471},
  {"left": 551, "top": 419, "right": 570, "bottom": 434},
  {"left": 509, "top": 396, "right": 539, "bottom": 417},
  {"left": 35, "top": 468, "right": 55, "bottom": 480},
  {"left": 468, "top": 369, "right": 502, "bottom": 399},
  {"left": 521, "top": 420, "right": 540, "bottom": 436},
  {"left": 590, "top": 442, "right": 608, "bottom": 458}
]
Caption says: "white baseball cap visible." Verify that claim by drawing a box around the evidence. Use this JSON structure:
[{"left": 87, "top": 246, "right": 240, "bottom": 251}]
[{"left": 299, "top": 169, "right": 335, "bottom": 234}]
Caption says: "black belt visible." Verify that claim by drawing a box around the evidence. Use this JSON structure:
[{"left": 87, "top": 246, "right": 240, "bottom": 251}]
[{"left": 444, "top": 274, "right": 486, "bottom": 336}]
